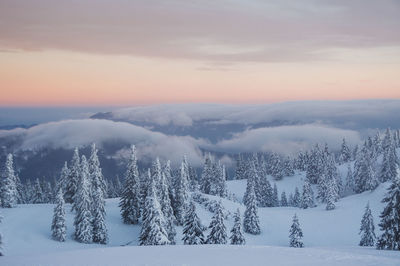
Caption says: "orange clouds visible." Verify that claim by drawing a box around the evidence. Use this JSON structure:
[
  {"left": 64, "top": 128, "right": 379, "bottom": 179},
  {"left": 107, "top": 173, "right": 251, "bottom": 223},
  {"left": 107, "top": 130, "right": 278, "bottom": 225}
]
[{"left": 0, "top": 50, "right": 399, "bottom": 106}]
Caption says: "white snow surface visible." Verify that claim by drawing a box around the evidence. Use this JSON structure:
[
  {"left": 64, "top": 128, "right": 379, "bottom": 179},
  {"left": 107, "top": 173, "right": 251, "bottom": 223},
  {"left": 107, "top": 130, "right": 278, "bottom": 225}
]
[{"left": 1, "top": 171, "right": 400, "bottom": 265}]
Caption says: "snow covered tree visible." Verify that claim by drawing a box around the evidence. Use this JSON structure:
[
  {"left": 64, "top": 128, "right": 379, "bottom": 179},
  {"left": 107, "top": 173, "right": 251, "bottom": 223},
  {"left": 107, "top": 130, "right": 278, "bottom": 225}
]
[
  {"left": 57, "top": 162, "right": 69, "bottom": 196},
  {"left": 51, "top": 188, "right": 67, "bottom": 242},
  {"left": 359, "top": 202, "right": 376, "bottom": 247},
  {"left": 292, "top": 187, "right": 301, "bottom": 208},
  {"left": 344, "top": 163, "right": 355, "bottom": 195},
  {"left": 159, "top": 172, "right": 176, "bottom": 244},
  {"left": 89, "top": 143, "right": 107, "bottom": 201},
  {"left": 65, "top": 148, "right": 80, "bottom": 205},
  {"left": 119, "top": 145, "right": 141, "bottom": 225},
  {"left": 379, "top": 129, "right": 399, "bottom": 183},
  {"left": 270, "top": 153, "right": 283, "bottom": 180},
  {"left": 325, "top": 180, "right": 336, "bottom": 211},
  {"left": 339, "top": 138, "right": 351, "bottom": 164},
  {"left": 200, "top": 153, "right": 213, "bottom": 194},
  {"left": 174, "top": 160, "right": 189, "bottom": 225},
  {"left": 74, "top": 155, "right": 93, "bottom": 243},
  {"left": 32, "top": 178, "right": 44, "bottom": 204},
  {"left": 92, "top": 186, "right": 108, "bottom": 244},
  {"left": 258, "top": 174, "right": 273, "bottom": 207},
  {"left": 182, "top": 201, "right": 205, "bottom": 245},
  {"left": 188, "top": 165, "right": 199, "bottom": 192},
  {"left": 376, "top": 166, "right": 400, "bottom": 250},
  {"left": 280, "top": 191, "right": 288, "bottom": 207},
  {"left": 206, "top": 201, "right": 227, "bottom": 244},
  {"left": 230, "top": 209, "right": 245, "bottom": 245},
  {"left": 243, "top": 181, "right": 261, "bottom": 235},
  {"left": 234, "top": 154, "right": 246, "bottom": 180},
  {"left": 354, "top": 142, "right": 378, "bottom": 193},
  {"left": 301, "top": 179, "right": 315, "bottom": 209},
  {"left": 151, "top": 157, "right": 163, "bottom": 198},
  {"left": 1, "top": 154, "right": 17, "bottom": 208},
  {"left": 289, "top": 214, "right": 304, "bottom": 248},
  {"left": 139, "top": 178, "right": 170, "bottom": 246},
  {"left": 306, "top": 145, "right": 323, "bottom": 184},
  {"left": 282, "top": 158, "right": 295, "bottom": 177},
  {"left": 273, "top": 183, "right": 279, "bottom": 207}
]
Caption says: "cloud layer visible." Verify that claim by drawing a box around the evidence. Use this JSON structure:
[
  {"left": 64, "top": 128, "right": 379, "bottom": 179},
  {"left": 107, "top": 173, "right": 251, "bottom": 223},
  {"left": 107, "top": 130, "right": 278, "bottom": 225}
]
[{"left": 0, "top": 0, "right": 399, "bottom": 63}]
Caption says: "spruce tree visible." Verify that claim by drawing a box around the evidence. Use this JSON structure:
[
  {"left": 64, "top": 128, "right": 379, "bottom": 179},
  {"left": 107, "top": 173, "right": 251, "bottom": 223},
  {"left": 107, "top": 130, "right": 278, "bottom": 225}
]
[
  {"left": 92, "top": 186, "right": 108, "bottom": 244},
  {"left": 182, "top": 201, "right": 205, "bottom": 245},
  {"left": 339, "top": 138, "right": 351, "bottom": 164},
  {"left": 230, "top": 209, "right": 245, "bottom": 245},
  {"left": 325, "top": 180, "right": 336, "bottom": 211},
  {"left": 379, "top": 129, "right": 398, "bottom": 182},
  {"left": 89, "top": 143, "right": 107, "bottom": 201},
  {"left": 139, "top": 178, "right": 170, "bottom": 246},
  {"left": 292, "top": 187, "right": 301, "bottom": 208},
  {"left": 376, "top": 166, "right": 400, "bottom": 250},
  {"left": 345, "top": 163, "right": 355, "bottom": 195},
  {"left": 51, "top": 189, "right": 67, "bottom": 242},
  {"left": 354, "top": 142, "right": 378, "bottom": 193},
  {"left": 159, "top": 172, "right": 176, "bottom": 244},
  {"left": 32, "top": 178, "right": 44, "bottom": 204},
  {"left": 66, "top": 148, "right": 80, "bottom": 206},
  {"left": 200, "top": 153, "right": 213, "bottom": 194},
  {"left": 74, "top": 156, "right": 93, "bottom": 243},
  {"left": 272, "top": 183, "right": 279, "bottom": 207},
  {"left": 280, "top": 191, "right": 288, "bottom": 207},
  {"left": 258, "top": 175, "right": 273, "bottom": 207},
  {"left": 206, "top": 201, "right": 228, "bottom": 244},
  {"left": 289, "top": 214, "right": 304, "bottom": 248},
  {"left": 359, "top": 202, "right": 376, "bottom": 247},
  {"left": 243, "top": 181, "right": 261, "bottom": 235},
  {"left": 57, "top": 162, "right": 69, "bottom": 195},
  {"left": 1, "top": 154, "right": 17, "bottom": 208},
  {"left": 301, "top": 179, "right": 314, "bottom": 209},
  {"left": 234, "top": 154, "right": 246, "bottom": 180},
  {"left": 119, "top": 145, "right": 141, "bottom": 224},
  {"left": 174, "top": 160, "right": 189, "bottom": 225}
]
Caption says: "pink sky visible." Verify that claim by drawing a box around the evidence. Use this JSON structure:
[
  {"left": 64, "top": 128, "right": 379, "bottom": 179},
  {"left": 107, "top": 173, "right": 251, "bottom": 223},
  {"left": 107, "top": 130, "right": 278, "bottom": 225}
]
[{"left": 0, "top": 0, "right": 399, "bottom": 105}]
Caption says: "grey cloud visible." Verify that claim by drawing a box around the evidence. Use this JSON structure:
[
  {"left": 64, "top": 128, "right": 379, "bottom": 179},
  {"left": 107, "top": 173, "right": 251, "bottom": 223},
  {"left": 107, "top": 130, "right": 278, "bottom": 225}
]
[{"left": 0, "top": 0, "right": 399, "bottom": 62}]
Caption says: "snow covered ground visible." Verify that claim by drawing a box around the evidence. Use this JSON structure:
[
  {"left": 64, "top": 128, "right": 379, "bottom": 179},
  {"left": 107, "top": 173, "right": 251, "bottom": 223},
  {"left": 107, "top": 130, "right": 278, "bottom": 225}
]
[{"left": 1, "top": 176, "right": 400, "bottom": 265}]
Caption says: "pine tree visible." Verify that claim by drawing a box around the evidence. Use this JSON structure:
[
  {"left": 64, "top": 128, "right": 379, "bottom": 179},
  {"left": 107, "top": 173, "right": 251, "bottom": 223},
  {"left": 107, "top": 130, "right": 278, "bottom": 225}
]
[
  {"left": 354, "top": 142, "right": 379, "bottom": 193},
  {"left": 66, "top": 148, "right": 80, "bottom": 205},
  {"left": 301, "top": 179, "right": 314, "bottom": 209},
  {"left": 200, "top": 153, "right": 213, "bottom": 194},
  {"left": 151, "top": 157, "right": 163, "bottom": 198},
  {"left": 339, "top": 138, "right": 351, "bottom": 164},
  {"left": 292, "top": 187, "right": 301, "bottom": 208},
  {"left": 182, "top": 201, "right": 205, "bottom": 245},
  {"left": 280, "top": 191, "right": 288, "bottom": 207},
  {"left": 345, "top": 163, "right": 355, "bottom": 195},
  {"left": 270, "top": 153, "right": 284, "bottom": 180},
  {"left": 325, "top": 180, "right": 336, "bottom": 211},
  {"left": 206, "top": 201, "right": 228, "bottom": 244},
  {"left": 376, "top": 166, "right": 400, "bottom": 250},
  {"left": 379, "top": 129, "right": 399, "bottom": 183},
  {"left": 289, "top": 214, "right": 304, "bottom": 248},
  {"left": 174, "top": 160, "right": 189, "bottom": 225},
  {"left": 32, "top": 178, "right": 44, "bottom": 204},
  {"left": 306, "top": 145, "right": 323, "bottom": 184},
  {"left": 272, "top": 183, "right": 279, "bottom": 207},
  {"left": 119, "top": 145, "right": 141, "bottom": 224},
  {"left": 359, "top": 202, "right": 376, "bottom": 247},
  {"left": 234, "top": 154, "right": 246, "bottom": 180},
  {"left": 243, "top": 181, "right": 261, "bottom": 235},
  {"left": 258, "top": 175, "right": 273, "bottom": 207},
  {"left": 57, "top": 162, "right": 69, "bottom": 197},
  {"left": 51, "top": 189, "right": 67, "bottom": 242},
  {"left": 230, "top": 209, "right": 245, "bottom": 245},
  {"left": 74, "top": 155, "right": 93, "bottom": 243},
  {"left": 188, "top": 165, "right": 199, "bottom": 192},
  {"left": 159, "top": 172, "right": 176, "bottom": 244},
  {"left": 89, "top": 143, "right": 107, "bottom": 201},
  {"left": 15, "top": 174, "right": 24, "bottom": 204},
  {"left": 1, "top": 154, "right": 17, "bottom": 208},
  {"left": 139, "top": 178, "right": 170, "bottom": 246},
  {"left": 92, "top": 186, "right": 108, "bottom": 244}
]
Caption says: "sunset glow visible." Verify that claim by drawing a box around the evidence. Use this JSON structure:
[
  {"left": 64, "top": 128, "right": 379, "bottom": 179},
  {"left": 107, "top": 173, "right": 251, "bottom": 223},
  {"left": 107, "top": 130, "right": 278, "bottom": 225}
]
[{"left": 0, "top": 1, "right": 399, "bottom": 105}]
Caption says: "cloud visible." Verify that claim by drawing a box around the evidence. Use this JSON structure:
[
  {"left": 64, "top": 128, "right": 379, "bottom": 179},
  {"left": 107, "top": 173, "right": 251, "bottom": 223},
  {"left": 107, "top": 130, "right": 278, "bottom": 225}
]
[
  {"left": 0, "top": 0, "right": 399, "bottom": 63},
  {"left": 213, "top": 124, "right": 362, "bottom": 155},
  {"left": 106, "top": 100, "right": 400, "bottom": 131},
  {"left": 0, "top": 119, "right": 206, "bottom": 166}
]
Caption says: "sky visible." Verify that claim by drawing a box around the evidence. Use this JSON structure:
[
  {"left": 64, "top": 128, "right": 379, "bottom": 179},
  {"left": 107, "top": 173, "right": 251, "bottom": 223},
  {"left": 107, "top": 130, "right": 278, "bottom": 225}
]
[{"left": 0, "top": 0, "right": 399, "bottom": 106}]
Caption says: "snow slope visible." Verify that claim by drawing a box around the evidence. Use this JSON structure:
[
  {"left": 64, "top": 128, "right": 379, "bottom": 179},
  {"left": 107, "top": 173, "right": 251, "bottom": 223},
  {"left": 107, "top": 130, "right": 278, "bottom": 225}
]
[{"left": 1, "top": 174, "right": 400, "bottom": 265}]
